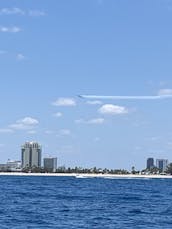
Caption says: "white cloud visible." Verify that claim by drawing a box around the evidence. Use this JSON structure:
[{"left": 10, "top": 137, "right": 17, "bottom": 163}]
[
  {"left": 158, "top": 89, "right": 172, "bottom": 96},
  {"left": 98, "top": 104, "right": 128, "bottom": 115},
  {"left": 0, "top": 26, "right": 21, "bottom": 33},
  {"left": 19, "top": 117, "right": 38, "bottom": 125},
  {"left": 52, "top": 98, "right": 76, "bottom": 107},
  {"left": 28, "top": 10, "right": 46, "bottom": 17},
  {"left": 0, "top": 8, "right": 25, "bottom": 15},
  {"left": 9, "top": 117, "right": 39, "bottom": 130},
  {"left": 16, "top": 53, "right": 25, "bottom": 61},
  {"left": 75, "top": 118, "right": 105, "bottom": 124},
  {"left": 53, "top": 112, "right": 63, "bottom": 118},
  {"left": 86, "top": 100, "right": 102, "bottom": 105}
]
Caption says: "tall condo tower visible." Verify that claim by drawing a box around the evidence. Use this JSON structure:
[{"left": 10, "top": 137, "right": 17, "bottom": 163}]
[
  {"left": 146, "top": 158, "right": 154, "bottom": 170},
  {"left": 21, "top": 142, "right": 42, "bottom": 168},
  {"left": 156, "top": 159, "right": 168, "bottom": 172}
]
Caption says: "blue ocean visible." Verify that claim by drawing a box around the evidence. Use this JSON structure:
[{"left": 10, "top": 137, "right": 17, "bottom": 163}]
[{"left": 0, "top": 176, "right": 172, "bottom": 228}]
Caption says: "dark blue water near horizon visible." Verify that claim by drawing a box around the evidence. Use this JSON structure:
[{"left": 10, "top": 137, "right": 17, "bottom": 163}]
[{"left": 0, "top": 176, "right": 172, "bottom": 228}]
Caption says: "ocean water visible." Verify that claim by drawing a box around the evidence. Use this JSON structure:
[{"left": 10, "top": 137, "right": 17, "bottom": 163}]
[{"left": 0, "top": 176, "right": 172, "bottom": 228}]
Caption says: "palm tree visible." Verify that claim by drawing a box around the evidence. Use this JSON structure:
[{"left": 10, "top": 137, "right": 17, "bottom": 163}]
[{"left": 165, "top": 163, "right": 172, "bottom": 175}]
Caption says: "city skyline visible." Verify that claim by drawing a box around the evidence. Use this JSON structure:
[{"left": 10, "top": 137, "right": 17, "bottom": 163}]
[
  {"left": 1, "top": 141, "right": 170, "bottom": 172},
  {"left": 1, "top": 0, "right": 172, "bottom": 170}
]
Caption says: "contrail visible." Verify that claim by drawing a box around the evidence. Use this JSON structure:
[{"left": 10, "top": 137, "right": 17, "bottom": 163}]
[{"left": 79, "top": 95, "right": 172, "bottom": 100}]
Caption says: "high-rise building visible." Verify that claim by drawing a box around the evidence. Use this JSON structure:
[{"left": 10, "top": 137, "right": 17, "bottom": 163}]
[
  {"left": 21, "top": 142, "right": 41, "bottom": 168},
  {"left": 44, "top": 157, "right": 57, "bottom": 172},
  {"left": 156, "top": 159, "right": 168, "bottom": 172},
  {"left": 146, "top": 158, "right": 154, "bottom": 170}
]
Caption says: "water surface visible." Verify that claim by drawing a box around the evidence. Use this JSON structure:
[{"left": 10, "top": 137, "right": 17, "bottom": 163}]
[{"left": 0, "top": 176, "right": 171, "bottom": 228}]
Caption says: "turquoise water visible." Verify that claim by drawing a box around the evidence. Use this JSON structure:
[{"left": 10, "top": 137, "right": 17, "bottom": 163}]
[{"left": 0, "top": 176, "right": 172, "bottom": 228}]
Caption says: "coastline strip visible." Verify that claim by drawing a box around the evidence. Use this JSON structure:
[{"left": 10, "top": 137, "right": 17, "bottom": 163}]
[{"left": 0, "top": 172, "right": 171, "bottom": 179}]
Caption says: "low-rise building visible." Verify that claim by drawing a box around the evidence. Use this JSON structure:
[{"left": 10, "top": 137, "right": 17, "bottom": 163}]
[
  {"left": 44, "top": 157, "right": 57, "bottom": 172},
  {"left": 0, "top": 164, "right": 8, "bottom": 171},
  {"left": 6, "top": 160, "right": 22, "bottom": 171}
]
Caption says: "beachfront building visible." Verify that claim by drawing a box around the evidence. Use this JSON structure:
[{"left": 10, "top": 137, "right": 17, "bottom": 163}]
[
  {"left": 0, "top": 164, "right": 8, "bottom": 171},
  {"left": 44, "top": 157, "right": 57, "bottom": 172},
  {"left": 156, "top": 159, "right": 168, "bottom": 172},
  {"left": 146, "top": 158, "right": 154, "bottom": 170},
  {"left": 6, "top": 160, "right": 21, "bottom": 171},
  {"left": 21, "top": 142, "right": 42, "bottom": 169}
]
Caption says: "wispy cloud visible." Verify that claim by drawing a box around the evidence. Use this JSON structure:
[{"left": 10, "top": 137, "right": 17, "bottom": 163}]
[
  {"left": 28, "top": 10, "right": 46, "bottom": 17},
  {"left": 0, "top": 8, "right": 25, "bottom": 15},
  {"left": 53, "top": 112, "right": 63, "bottom": 118},
  {"left": 0, "top": 51, "right": 26, "bottom": 61},
  {"left": 52, "top": 98, "right": 76, "bottom": 107},
  {"left": 9, "top": 117, "right": 39, "bottom": 130},
  {"left": 16, "top": 53, "right": 25, "bottom": 61},
  {"left": 98, "top": 104, "right": 128, "bottom": 115},
  {"left": 0, "top": 8, "right": 46, "bottom": 17},
  {"left": 75, "top": 118, "right": 105, "bottom": 124},
  {"left": 0, "top": 26, "right": 21, "bottom": 33}
]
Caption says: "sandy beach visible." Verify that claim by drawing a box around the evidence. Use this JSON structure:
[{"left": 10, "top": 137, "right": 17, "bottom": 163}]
[{"left": 0, "top": 172, "right": 171, "bottom": 179}]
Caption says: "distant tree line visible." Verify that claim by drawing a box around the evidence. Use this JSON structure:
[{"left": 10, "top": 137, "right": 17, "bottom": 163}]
[
  {"left": 20, "top": 166, "right": 129, "bottom": 174},
  {"left": 56, "top": 166, "right": 129, "bottom": 174},
  {"left": 2, "top": 163, "right": 172, "bottom": 175}
]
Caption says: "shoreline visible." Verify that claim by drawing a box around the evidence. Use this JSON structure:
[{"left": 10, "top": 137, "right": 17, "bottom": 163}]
[{"left": 0, "top": 172, "right": 171, "bottom": 179}]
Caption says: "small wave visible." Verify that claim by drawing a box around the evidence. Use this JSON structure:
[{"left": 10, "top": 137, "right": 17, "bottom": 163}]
[
  {"left": 75, "top": 175, "right": 96, "bottom": 179},
  {"left": 129, "top": 209, "right": 145, "bottom": 214}
]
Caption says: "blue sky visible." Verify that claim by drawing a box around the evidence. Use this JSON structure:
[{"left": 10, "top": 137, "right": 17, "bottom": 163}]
[{"left": 0, "top": 0, "right": 172, "bottom": 170}]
